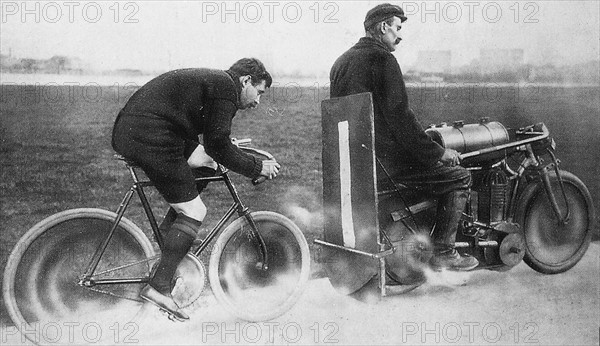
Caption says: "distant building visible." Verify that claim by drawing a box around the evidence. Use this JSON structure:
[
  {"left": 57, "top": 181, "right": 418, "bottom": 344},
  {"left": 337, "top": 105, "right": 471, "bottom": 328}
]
[
  {"left": 0, "top": 55, "right": 89, "bottom": 74},
  {"left": 416, "top": 50, "right": 452, "bottom": 74},
  {"left": 45, "top": 56, "right": 88, "bottom": 74},
  {"left": 0, "top": 53, "right": 20, "bottom": 72},
  {"left": 114, "top": 69, "right": 144, "bottom": 76},
  {"left": 479, "top": 49, "right": 524, "bottom": 74},
  {"left": 528, "top": 61, "right": 600, "bottom": 84}
]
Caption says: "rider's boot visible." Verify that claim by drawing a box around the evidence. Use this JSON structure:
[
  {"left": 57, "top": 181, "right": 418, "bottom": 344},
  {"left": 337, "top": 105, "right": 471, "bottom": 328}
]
[
  {"left": 141, "top": 213, "right": 200, "bottom": 321},
  {"left": 430, "top": 190, "right": 479, "bottom": 271}
]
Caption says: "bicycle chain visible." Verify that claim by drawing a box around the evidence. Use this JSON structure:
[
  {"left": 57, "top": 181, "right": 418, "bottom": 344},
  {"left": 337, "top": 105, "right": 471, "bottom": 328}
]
[
  {"left": 85, "top": 286, "right": 145, "bottom": 303},
  {"left": 92, "top": 254, "right": 160, "bottom": 276}
]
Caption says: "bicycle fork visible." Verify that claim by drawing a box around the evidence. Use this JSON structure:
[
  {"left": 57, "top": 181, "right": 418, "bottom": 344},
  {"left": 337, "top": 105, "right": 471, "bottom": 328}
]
[
  {"left": 243, "top": 211, "right": 270, "bottom": 271},
  {"left": 219, "top": 171, "right": 270, "bottom": 270}
]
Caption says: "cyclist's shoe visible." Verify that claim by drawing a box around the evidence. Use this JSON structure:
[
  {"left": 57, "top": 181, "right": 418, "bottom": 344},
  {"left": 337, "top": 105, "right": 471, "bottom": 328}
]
[
  {"left": 140, "top": 285, "right": 189, "bottom": 322},
  {"left": 430, "top": 249, "right": 479, "bottom": 272}
]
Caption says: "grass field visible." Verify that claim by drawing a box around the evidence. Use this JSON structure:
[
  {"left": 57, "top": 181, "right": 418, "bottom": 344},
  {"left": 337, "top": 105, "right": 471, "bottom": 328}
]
[{"left": 1, "top": 83, "right": 599, "bottom": 325}]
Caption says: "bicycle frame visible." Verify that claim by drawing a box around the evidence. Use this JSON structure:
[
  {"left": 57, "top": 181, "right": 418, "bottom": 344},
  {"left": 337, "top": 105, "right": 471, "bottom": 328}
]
[{"left": 78, "top": 158, "right": 269, "bottom": 288}]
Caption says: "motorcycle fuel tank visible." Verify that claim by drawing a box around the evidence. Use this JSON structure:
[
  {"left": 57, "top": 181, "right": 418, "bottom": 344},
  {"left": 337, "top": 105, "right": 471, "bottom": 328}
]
[{"left": 426, "top": 118, "right": 510, "bottom": 164}]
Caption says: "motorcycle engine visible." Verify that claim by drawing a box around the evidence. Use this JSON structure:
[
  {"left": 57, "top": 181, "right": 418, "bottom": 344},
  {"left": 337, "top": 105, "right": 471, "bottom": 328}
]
[
  {"left": 471, "top": 167, "right": 525, "bottom": 269},
  {"left": 473, "top": 167, "right": 510, "bottom": 223}
]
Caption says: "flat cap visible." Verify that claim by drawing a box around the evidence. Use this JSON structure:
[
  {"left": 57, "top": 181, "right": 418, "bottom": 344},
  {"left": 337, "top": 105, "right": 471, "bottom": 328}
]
[{"left": 364, "top": 3, "right": 407, "bottom": 29}]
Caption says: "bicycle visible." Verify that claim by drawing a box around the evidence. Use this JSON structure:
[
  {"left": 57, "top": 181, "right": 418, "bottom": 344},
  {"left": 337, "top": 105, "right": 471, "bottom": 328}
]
[{"left": 3, "top": 139, "right": 311, "bottom": 344}]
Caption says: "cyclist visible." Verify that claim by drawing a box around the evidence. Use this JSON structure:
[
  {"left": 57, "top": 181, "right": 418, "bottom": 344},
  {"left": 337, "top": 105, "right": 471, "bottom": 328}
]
[{"left": 111, "top": 58, "right": 280, "bottom": 320}]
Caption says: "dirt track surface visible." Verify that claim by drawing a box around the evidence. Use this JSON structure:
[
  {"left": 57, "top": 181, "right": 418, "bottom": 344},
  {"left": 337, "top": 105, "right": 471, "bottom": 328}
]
[{"left": 3, "top": 243, "right": 598, "bottom": 346}]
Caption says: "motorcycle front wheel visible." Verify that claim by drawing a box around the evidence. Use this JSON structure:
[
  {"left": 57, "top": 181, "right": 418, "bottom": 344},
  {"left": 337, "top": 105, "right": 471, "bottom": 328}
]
[{"left": 516, "top": 170, "right": 594, "bottom": 274}]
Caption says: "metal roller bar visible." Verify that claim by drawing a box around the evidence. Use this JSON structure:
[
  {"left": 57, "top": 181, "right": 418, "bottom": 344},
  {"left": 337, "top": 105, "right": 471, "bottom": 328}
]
[
  {"left": 314, "top": 239, "right": 394, "bottom": 259},
  {"left": 454, "top": 240, "right": 499, "bottom": 248}
]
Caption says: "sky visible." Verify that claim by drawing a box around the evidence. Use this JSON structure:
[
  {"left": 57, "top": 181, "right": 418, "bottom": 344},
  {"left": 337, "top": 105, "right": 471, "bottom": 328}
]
[{"left": 1, "top": 0, "right": 599, "bottom": 76}]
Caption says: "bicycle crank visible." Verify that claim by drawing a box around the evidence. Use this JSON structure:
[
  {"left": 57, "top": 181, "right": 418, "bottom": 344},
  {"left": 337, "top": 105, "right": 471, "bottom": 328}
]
[{"left": 170, "top": 253, "right": 207, "bottom": 309}]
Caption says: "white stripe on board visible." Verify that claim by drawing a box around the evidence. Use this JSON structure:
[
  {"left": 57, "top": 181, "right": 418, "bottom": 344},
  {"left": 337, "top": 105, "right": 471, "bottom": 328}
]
[{"left": 338, "top": 121, "right": 355, "bottom": 248}]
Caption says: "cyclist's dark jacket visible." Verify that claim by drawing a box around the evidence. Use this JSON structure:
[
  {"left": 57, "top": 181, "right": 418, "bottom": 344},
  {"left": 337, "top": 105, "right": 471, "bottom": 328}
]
[
  {"left": 115, "top": 68, "right": 262, "bottom": 179},
  {"left": 330, "top": 37, "right": 445, "bottom": 173},
  {"left": 112, "top": 68, "right": 262, "bottom": 203}
]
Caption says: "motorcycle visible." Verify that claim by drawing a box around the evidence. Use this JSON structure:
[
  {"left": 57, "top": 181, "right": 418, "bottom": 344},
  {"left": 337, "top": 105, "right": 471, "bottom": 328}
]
[
  {"left": 378, "top": 118, "right": 594, "bottom": 285},
  {"left": 318, "top": 93, "right": 595, "bottom": 294}
]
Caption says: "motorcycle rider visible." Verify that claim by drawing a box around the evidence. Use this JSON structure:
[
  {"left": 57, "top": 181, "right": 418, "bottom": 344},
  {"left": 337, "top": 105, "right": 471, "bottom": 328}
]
[{"left": 329, "top": 3, "right": 478, "bottom": 271}]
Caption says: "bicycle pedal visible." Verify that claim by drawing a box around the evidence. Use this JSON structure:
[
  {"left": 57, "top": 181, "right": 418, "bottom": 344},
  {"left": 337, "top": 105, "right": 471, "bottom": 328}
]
[{"left": 159, "top": 308, "right": 185, "bottom": 322}]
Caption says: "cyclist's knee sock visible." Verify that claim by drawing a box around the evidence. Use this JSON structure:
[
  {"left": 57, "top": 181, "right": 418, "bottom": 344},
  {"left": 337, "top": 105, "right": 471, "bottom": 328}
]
[
  {"left": 158, "top": 207, "right": 178, "bottom": 236},
  {"left": 150, "top": 213, "right": 201, "bottom": 294}
]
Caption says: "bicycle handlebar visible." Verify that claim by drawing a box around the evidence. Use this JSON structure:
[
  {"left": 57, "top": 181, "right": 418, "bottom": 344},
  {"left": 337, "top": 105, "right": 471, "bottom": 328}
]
[
  {"left": 252, "top": 175, "right": 268, "bottom": 185},
  {"left": 232, "top": 138, "right": 276, "bottom": 185}
]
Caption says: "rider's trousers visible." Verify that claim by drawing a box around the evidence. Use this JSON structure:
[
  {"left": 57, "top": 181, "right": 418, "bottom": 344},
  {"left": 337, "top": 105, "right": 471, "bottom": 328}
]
[
  {"left": 431, "top": 189, "right": 470, "bottom": 249},
  {"left": 381, "top": 162, "right": 472, "bottom": 249}
]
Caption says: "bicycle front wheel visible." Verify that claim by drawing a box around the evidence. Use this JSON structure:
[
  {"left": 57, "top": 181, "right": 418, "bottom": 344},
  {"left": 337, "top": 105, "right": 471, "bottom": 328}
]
[
  {"left": 3, "top": 208, "right": 155, "bottom": 345},
  {"left": 208, "top": 211, "right": 310, "bottom": 321}
]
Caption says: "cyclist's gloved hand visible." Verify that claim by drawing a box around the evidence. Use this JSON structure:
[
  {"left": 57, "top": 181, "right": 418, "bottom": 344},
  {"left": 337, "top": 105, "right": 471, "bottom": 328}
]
[{"left": 260, "top": 160, "right": 280, "bottom": 180}]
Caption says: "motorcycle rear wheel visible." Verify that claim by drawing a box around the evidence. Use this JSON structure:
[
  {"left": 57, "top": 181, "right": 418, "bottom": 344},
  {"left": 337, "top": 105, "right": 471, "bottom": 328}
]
[
  {"left": 517, "top": 170, "right": 594, "bottom": 274},
  {"left": 377, "top": 194, "right": 434, "bottom": 285}
]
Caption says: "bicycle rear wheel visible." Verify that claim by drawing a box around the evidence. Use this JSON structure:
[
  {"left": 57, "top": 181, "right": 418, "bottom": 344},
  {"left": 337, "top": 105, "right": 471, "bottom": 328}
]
[
  {"left": 3, "top": 208, "right": 155, "bottom": 345},
  {"left": 208, "top": 211, "right": 310, "bottom": 321}
]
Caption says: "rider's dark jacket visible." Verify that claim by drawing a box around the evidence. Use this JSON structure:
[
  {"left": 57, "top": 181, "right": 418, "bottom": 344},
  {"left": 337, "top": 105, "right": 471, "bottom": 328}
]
[
  {"left": 114, "top": 68, "right": 262, "bottom": 179},
  {"left": 330, "top": 37, "right": 445, "bottom": 174}
]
